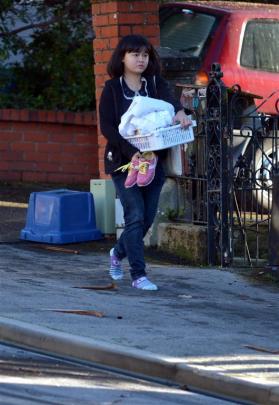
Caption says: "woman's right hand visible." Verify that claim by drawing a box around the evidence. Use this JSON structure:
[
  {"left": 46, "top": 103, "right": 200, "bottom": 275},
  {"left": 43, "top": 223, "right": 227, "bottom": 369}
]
[{"left": 132, "top": 152, "right": 141, "bottom": 160}]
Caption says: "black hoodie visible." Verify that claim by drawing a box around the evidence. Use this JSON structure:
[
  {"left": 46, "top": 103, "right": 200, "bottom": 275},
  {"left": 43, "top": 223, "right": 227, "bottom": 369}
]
[{"left": 99, "top": 75, "right": 180, "bottom": 174}]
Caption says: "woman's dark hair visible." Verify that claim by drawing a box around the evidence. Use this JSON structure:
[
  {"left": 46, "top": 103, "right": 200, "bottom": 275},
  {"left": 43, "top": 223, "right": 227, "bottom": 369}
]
[{"left": 107, "top": 35, "right": 161, "bottom": 78}]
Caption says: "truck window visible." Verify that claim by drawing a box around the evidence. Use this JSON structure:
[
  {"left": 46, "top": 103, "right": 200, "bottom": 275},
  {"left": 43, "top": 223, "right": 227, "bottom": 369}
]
[
  {"left": 240, "top": 20, "right": 279, "bottom": 73},
  {"left": 160, "top": 9, "right": 216, "bottom": 57}
]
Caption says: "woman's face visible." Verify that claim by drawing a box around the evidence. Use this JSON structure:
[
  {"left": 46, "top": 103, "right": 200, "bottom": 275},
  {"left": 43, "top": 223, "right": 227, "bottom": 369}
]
[{"left": 122, "top": 49, "right": 149, "bottom": 75}]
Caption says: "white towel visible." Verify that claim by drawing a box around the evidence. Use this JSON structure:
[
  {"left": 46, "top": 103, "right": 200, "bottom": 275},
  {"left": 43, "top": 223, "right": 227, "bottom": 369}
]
[{"left": 119, "top": 96, "right": 175, "bottom": 137}]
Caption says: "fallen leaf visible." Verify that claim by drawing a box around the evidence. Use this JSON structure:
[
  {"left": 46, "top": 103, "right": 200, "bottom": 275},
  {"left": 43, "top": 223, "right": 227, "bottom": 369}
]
[
  {"left": 48, "top": 309, "right": 105, "bottom": 318},
  {"left": 32, "top": 245, "right": 80, "bottom": 254},
  {"left": 74, "top": 283, "right": 117, "bottom": 290},
  {"left": 244, "top": 344, "right": 279, "bottom": 354}
]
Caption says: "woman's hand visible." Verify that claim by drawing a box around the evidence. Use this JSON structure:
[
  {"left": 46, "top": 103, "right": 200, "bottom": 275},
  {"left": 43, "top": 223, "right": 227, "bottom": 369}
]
[
  {"left": 173, "top": 109, "right": 192, "bottom": 128},
  {"left": 132, "top": 152, "right": 141, "bottom": 160}
]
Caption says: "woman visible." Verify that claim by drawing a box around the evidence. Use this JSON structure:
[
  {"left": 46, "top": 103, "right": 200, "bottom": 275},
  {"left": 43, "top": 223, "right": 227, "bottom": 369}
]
[{"left": 99, "top": 34, "right": 191, "bottom": 290}]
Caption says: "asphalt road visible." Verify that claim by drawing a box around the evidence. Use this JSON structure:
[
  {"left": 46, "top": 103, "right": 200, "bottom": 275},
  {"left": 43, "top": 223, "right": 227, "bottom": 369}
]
[{"left": 0, "top": 343, "right": 237, "bottom": 405}]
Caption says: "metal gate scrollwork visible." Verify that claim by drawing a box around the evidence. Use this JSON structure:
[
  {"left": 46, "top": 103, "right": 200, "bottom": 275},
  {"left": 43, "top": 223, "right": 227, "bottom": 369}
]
[{"left": 206, "top": 63, "right": 230, "bottom": 267}]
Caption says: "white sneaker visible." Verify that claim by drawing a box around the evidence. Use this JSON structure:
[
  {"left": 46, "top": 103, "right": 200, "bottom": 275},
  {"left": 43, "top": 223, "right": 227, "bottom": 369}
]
[
  {"left": 109, "top": 248, "right": 123, "bottom": 280},
  {"left": 132, "top": 276, "right": 158, "bottom": 291}
]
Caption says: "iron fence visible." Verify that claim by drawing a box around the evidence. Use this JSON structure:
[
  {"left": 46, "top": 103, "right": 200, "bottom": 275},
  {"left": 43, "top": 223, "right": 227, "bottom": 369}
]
[{"left": 173, "top": 64, "right": 279, "bottom": 268}]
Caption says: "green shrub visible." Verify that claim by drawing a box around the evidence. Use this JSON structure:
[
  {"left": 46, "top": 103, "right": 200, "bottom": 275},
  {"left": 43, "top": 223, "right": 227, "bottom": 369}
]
[{"left": 0, "top": 0, "right": 95, "bottom": 112}]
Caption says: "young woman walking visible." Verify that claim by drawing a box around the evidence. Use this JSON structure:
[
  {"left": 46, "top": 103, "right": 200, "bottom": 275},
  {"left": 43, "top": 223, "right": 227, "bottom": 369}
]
[{"left": 99, "top": 35, "right": 191, "bottom": 290}]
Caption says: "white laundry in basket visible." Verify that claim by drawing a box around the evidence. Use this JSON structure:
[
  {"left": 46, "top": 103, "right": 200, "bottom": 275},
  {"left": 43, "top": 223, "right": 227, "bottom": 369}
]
[{"left": 119, "top": 96, "right": 175, "bottom": 137}]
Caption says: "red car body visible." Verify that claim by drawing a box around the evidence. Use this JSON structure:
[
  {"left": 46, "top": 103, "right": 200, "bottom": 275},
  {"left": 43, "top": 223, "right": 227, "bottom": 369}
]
[{"left": 159, "top": 2, "right": 279, "bottom": 115}]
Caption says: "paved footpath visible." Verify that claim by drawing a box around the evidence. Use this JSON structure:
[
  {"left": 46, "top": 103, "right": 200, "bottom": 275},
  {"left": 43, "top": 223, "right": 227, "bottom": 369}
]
[{"left": 0, "top": 242, "right": 279, "bottom": 404}]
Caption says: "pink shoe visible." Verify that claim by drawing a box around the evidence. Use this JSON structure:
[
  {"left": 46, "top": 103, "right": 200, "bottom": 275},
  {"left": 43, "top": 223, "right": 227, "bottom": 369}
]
[
  {"left": 124, "top": 156, "right": 140, "bottom": 188},
  {"left": 137, "top": 152, "right": 158, "bottom": 187}
]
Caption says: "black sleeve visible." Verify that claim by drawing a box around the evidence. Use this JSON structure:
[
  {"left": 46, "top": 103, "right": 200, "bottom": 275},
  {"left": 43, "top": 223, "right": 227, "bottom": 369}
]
[
  {"left": 99, "top": 83, "right": 139, "bottom": 160},
  {"left": 155, "top": 75, "right": 182, "bottom": 113}
]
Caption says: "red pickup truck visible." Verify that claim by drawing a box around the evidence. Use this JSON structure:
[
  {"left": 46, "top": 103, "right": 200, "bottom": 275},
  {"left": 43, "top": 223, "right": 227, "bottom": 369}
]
[
  {"left": 159, "top": 1, "right": 279, "bottom": 210},
  {"left": 159, "top": 1, "right": 279, "bottom": 115}
]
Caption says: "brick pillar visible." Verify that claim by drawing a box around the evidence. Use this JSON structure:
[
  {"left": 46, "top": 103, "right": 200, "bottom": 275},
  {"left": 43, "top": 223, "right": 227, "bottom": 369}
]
[{"left": 92, "top": 0, "right": 160, "bottom": 178}]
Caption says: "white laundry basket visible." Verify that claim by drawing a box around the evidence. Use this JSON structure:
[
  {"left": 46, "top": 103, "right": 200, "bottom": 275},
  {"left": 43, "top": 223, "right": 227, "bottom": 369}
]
[{"left": 124, "top": 124, "right": 194, "bottom": 152}]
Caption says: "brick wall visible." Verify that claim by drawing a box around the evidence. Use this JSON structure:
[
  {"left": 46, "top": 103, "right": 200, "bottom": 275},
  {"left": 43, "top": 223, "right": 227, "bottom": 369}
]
[
  {"left": 0, "top": 1, "right": 160, "bottom": 185},
  {"left": 0, "top": 109, "right": 99, "bottom": 184},
  {"left": 92, "top": 0, "right": 160, "bottom": 178}
]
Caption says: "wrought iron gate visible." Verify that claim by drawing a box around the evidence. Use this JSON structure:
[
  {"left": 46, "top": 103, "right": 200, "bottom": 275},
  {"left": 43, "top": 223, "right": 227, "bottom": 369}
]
[{"left": 176, "top": 64, "right": 279, "bottom": 268}]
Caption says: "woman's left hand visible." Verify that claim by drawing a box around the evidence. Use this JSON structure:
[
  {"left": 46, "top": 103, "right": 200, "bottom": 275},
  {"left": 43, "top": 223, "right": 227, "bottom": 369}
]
[{"left": 173, "top": 109, "right": 192, "bottom": 128}]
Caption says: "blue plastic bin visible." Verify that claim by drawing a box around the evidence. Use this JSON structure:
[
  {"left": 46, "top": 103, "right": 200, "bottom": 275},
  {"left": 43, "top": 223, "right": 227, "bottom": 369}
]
[{"left": 20, "top": 189, "right": 103, "bottom": 244}]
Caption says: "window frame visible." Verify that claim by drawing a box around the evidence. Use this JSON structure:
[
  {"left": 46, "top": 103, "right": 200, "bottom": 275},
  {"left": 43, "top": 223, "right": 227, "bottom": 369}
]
[{"left": 240, "top": 18, "right": 279, "bottom": 73}]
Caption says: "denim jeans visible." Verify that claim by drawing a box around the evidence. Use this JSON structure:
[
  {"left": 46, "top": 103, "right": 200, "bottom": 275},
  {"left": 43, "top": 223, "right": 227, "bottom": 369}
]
[{"left": 112, "top": 161, "right": 165, "bottom": 280}]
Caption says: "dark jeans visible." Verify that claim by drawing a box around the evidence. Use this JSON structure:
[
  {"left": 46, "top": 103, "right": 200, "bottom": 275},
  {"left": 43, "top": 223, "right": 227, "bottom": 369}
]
[{"left": 112, "top": 161, "right": 165, "bottom": 280}]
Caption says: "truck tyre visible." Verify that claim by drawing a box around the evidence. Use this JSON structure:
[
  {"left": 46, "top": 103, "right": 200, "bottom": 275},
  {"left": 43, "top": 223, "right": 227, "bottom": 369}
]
[{"left": 253, "top": 137, "right": 279, "bottom": 211}]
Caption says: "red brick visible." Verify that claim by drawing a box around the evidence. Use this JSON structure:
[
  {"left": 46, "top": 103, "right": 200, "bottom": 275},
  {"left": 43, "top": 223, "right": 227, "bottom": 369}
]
[
  {"left": 0, "top": 132, "right": 23, "bottom": 142},
  {"left": 48, "top": 133, "right": 74, "bottom": 143},
  {"left": 36, "top": 162, "right": 61, "bottom": 172},
  {"left": 79, "top": 113, "right": 94, "bottom": 126},
  {"left": 81, "top": 146, "right": 97, "bottom": 155},
  {"left": 23, "top": 133, "right": 48, "bottom": 142},
  {"left": 92, "top": 3, "right": 101, "bottom": 14},
  {"left": 141, "top": 25, "right": 160, "bottom": 37},
  {"left": 100, "top": 2, "right": 118, "bottom": 13},
  {"left": 146, "top": 14, "right": 159, "bottom": 24},
  {"left": 23, "top": 172, "right": 48, "bottom": 182},
  {"left": 119, "top": 26, "right": 132, "bottom": 36},
  {"left": 24, "top": 151, "right": 48, "bottom": 162},
  {"left": 0, "top": 171, "right": 21, "bottom": 181},
  {"left": 61, "top": 164, "right": 85, "bottom": 174},
  {"left": 13, "top": 122, "right": 37, "bottom": 132},
  {"left": 95, "top": 87, "right": 107, "bottom": 101},
  {"left": 59, "top": 124, "right": 80, "bottom": 135},
  {"left": 11, "top": 143, "right": 35, "bottom": 152},
  {"left": 96, "top": 74, "right": 109, "bottom": 89},
  {"left": 132, "top": 2, "right": 158, "bottom": 12},
  {"left": 94, "top": 14, "right": 109, "bottom": 27},
  {"left": 0, "top": 124, "right": 13, "bottom": 132},
  {"left": 98, "top": 137, "right": 107, "bottom": 147},
  {"left": 12, "top": 161, "right": 35, "bottom": 171},
  {"left": 132, "top": 25, "right": 147, "bottom": 35},
  {"left": 98, "top": 162, "right": 105, "bottom": 174},
  {"left": 48, "top": 152, "right": 74, "bottom": 163},
  {"left": 94, "top": 38, "right": 110, "bottom": 50},
  {"left": 0, "top": 161, "right": 10, "bottom": 170},
  {"left": 149, "top": 36, "right": 160, "bottom": 47},
  {"left": 2, "top": 151, "right": 23, "bottom": 161},
  {"left": 75, "top": 134, "right": 96, "bottom": 144},
  {"left": 75, "top": 153, "right": 97, "bottom": 164},
  {"left": 99, "top": 172, "right": 109, "bottom": 180},
  {"left": 37, "top": 110, "right": 49, "bottom": 122},
  {"left": 94, "top": 26, "right": 102, "bottom": 38},
  {"left": 118, "top": 13, "right": 144, "bottom": 25},
  {"left": 94, "top": 50, "right": 113, "bottom": 63},
  {"left": 101, "top": 25, "right": 119, "bottom": 38},
  {"left": 51, "top": 124, "right": 78, "bottom": 134},
  {"left": 0, "top": 143, "right": 8, "bottom": 151},
  {"left": 94, "top": 63, "right": 108, "bottom": 75},
  {"left": 18, "top": 109, "right": 30, "bottom": 121},
  {"left": 116, "top": 1, "right": 129, "bottom": 12},
  {"left": 61, "top": 144, "right": 82, "bottom": 154},
  {"left": 109, "top": 37, "right": 120, "bottom": 49},
  {"left": 61, "top": 112, "right": 75, "bottom": 124},
  {"left": 71, "top": 174, "right": 96, "bottom": 183},
  {"left": 37, "top": 143, "right": 61, "bottom": 153},
  {"left": 47, "top": 173, "right": 75, "bottom": 183},
  {"left": 87, "top": 160, "right": 99, "bottom": 170},
  {"left": 108, "top": 13, "right": 119, "bottom": 25},
  {"left": 9, "top": 110, "right": 22, "bottom": 121},
  {"left": 62, "top": 143, "right": 94, "bottom": 157}
]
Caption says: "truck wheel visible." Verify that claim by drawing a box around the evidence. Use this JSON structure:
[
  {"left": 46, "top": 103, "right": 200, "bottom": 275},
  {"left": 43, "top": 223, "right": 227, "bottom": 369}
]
[{"left": 253, "top": 138, "right": 279, "bottom": 211}]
